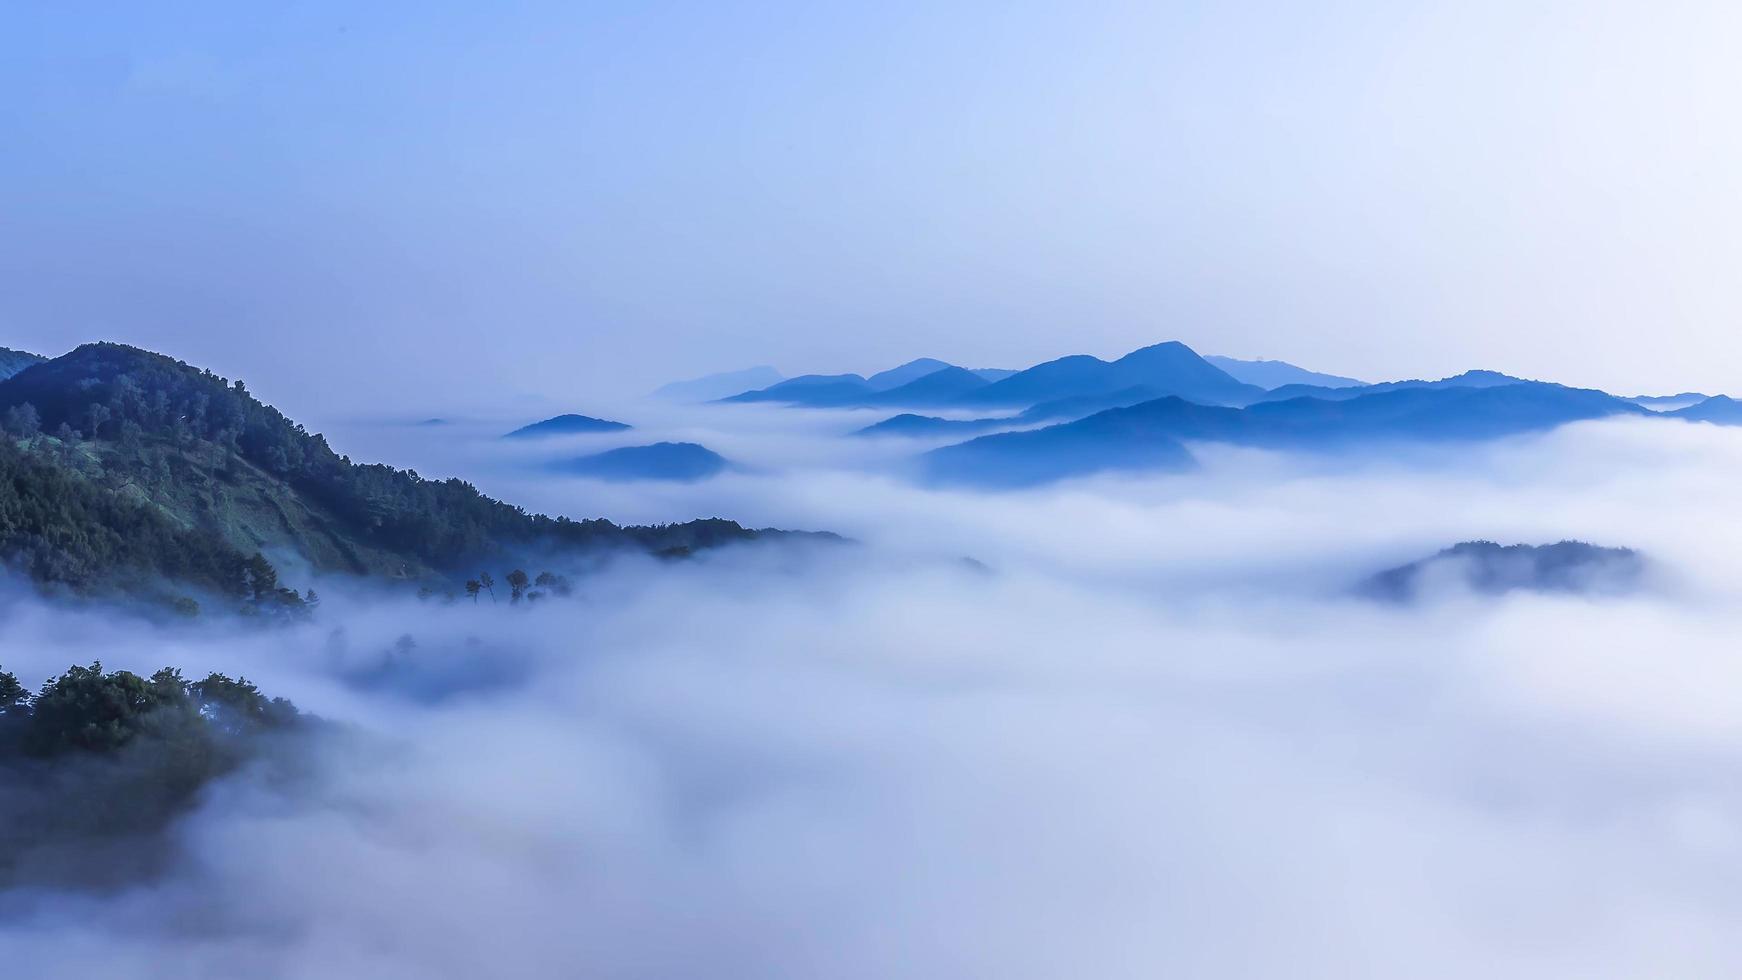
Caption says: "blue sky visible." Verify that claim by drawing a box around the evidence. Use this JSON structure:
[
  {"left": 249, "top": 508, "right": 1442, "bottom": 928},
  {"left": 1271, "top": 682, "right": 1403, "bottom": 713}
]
[{"left": 3, "top": 1, "right": 1739, "bottom": 412}]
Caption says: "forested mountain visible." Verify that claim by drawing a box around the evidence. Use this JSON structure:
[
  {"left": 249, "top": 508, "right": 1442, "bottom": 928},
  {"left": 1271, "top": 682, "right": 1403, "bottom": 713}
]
[
  {"left": 0, "top": 343, "right": 803, "bottom": 605},
  {"left": 0, "top": 661, "right": 306, "bottom": 889}
]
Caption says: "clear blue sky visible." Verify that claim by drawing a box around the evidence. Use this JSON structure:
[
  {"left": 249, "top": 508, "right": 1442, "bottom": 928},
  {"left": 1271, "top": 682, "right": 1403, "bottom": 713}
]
[{"left": 4, "top": 1, "right": 1739, "bottom": 412}]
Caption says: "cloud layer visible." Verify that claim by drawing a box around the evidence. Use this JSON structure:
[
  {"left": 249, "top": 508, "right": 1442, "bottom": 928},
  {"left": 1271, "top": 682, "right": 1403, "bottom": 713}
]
[{"left": 2, "top": 413, "right": 1741, "bottom": 977}]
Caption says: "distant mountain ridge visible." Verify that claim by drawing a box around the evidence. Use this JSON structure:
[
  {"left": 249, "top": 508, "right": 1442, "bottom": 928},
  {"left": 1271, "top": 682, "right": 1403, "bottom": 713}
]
[
  {"left": 654, "top": 366, "right": 784, "bottom": 402},
  {"left": 724, "top": 342, "right": 1263, "bottom": 411},
  {"left": 1205, "top": 355, "right": 1364, "bottom": 389},
  {"left": 0, "top": 347, "right": 46, "bottom": 381},
  {"left": 924, "top": 381, "right": 1648, "bottom": 487}
]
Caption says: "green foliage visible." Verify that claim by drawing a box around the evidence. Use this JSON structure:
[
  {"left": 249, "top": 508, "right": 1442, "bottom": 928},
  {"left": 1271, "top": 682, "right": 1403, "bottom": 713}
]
[
  {"left": 0, "top": 427, "right": 300, "bottom": 605},
  {"left": 0, "top": 661, "right": 307, "bottom": 888}
]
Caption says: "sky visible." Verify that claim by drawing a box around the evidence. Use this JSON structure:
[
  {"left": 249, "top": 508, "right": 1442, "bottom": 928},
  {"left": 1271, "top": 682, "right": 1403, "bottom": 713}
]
[{"left": 3, "top": 0, "right": 1741, "bottom": 415}]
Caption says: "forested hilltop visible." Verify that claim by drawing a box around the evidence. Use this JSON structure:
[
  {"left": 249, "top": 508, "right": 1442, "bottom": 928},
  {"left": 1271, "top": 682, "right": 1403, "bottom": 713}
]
[{"left": 0, "top": 343, "right": 803, "bottom": 609}]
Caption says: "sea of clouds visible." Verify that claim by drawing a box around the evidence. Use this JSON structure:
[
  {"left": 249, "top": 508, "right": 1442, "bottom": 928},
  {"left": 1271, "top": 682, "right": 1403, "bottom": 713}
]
[{"left": 2, "top": 406, "right": 1741, "bottom": 978}]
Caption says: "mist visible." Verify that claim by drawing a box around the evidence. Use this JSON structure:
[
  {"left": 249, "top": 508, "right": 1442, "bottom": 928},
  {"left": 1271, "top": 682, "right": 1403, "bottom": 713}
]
[
  {"left": 6, "top": 1, "right": 1742, "bottom": 408},
  {"left": 3, "top": 412, "right": 1742, "bottom": 978}
]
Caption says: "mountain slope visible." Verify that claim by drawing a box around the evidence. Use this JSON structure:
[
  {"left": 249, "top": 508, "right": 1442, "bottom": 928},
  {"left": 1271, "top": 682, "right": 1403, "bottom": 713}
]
[
  {"left": 0, "top": 343, "right": 802, "bottom": 594},
  {"left": 924, "top": 383, "right": 1644, "bottom": 486},
  {"left": 0, "top": 348, "right": 45, "bottom": 381},
  {"left": 1206, "top": 356, "right": 1364, "bottom": 389},
  {"left": 720, "top": 374, "right": 872, "bottom": 406},
  {"left": 653, "top": 366, "right": 783, "bottom": 402},
  {"left": 867, "top": 358, "right": 957, "bottom": 391}
]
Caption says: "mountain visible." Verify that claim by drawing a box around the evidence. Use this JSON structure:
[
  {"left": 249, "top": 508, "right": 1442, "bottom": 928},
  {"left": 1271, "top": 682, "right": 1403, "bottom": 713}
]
[
  {"left": 503, "top": 414, "right": 632, "bottom": 438},
  {"left": 1627, "top": 392, "right": 1711, "bottom": 412},
  {"left": 953, "top": 342, "right": 1262, "bottom": 408},
  {"left": 1206, "top": 356, "right": 1364, "bottom": 389},
  {"left": 0, "top": 343, "right": 801, "bottom": 604},
  {"left": 853, "top": 385, "right": 1164, "bottom": 439},
  {"left": 923, "top": 382, "right": 1645, "bottom": 487},
  {"left": 863, "top": 366, "right": 991, "bottom": 406},
  {"left": 653, "top": 366, "right": 783, "bottom": 402},
  {"left": 1362, "top": 541, "right": 1644, "bottom": 601},
  {"left": 0, "top": 348, "right": 45, "bottom": 381},
  {"left": 923, "top": 405, "right": 1197, "bottom": 487},
  {"left": 552, "top": 442, "right": 729, "bottom": 482},
  {"left": 854, "top": 413, "right": 1008, "bottom": 439},
  {"left": 866, "top": 358, "right": 957, "bottom": 391},
  {"left": 1252, "top": 369, "right": 1528, "bottom": 404},
  {"left": 1665, "top": 395, "right": 1742, "bottom": 424},
  {"left": 973, "top": 368, "right": 1017, "bottom": 383}
]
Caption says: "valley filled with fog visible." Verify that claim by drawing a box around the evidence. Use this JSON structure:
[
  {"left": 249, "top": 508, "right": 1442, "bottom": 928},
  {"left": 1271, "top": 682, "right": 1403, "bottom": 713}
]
[{"left": 6, "top": 396, "right": 1742, "bottom": 978}]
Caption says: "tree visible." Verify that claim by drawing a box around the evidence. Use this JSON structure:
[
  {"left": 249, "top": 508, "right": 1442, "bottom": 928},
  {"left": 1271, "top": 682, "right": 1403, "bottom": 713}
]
[
  {"left": 84, "top": 402, "right": 112, "bottom": 439},
  {"left": 464, "top": 579, "right": 481, "bottom": 603},
  {"left": 3, "top": 402, "right": 40, "bottom": 440},
  {"left": 507, "top": 569, "right": 529, "bottom": 603},
  {"left": 0, "top": 669, "right": 26, "bottom": 715},
  {"left": 478, "top": 571, "right": 496, "bottom": 602}
]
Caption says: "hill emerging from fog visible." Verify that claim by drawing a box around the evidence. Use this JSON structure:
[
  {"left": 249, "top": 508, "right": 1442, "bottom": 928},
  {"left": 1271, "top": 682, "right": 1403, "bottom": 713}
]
[
  {"left": 503, "top": 414, "right": 632, "bottom": 438},
  {"left": 0, "top": 343, "right": 809, "bottom": 608},
  {"left": 1362, "top": 541, "right": 1645, "bottom": 601},
  {"left": 552, "top": 442, "right": 730, "bottom": 482}
]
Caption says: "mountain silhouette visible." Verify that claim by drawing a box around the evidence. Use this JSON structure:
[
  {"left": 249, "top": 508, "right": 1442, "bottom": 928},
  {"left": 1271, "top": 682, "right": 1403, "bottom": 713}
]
[
  {"left": 1667, "top": 395, "right": 1742, "bottom": 424},
  {"left": 552, "top": 442, "right": 729, "bottom": 482},
  {"left": 503, "top": 414, "right": 632, "bottom": 438},
  {"left": 654, "top": 366, "right": 783, "bottom": 402},
  {"left": 1205, "top": 355, "right": 1364, "bottom": 389},
  {"left": 924, "top": 382, "right": 1645, "bottom": 486},
  {"left": 952, "top": 341, "right": 1262, "bottom": 408}
]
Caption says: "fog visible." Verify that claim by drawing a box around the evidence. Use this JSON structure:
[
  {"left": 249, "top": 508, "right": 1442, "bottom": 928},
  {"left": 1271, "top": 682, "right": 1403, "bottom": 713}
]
[{"left": 3, "top": 410, "right": 1742, "bottom": 977}]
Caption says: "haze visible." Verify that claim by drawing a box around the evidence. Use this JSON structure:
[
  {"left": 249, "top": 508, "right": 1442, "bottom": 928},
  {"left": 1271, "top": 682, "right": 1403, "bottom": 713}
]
[{"left": 5, "top": 0, "right": 1741, "bottom": 413}]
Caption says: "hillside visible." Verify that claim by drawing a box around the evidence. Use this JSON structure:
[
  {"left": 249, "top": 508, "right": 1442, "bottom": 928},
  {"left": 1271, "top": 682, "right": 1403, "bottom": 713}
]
[{"left": 0, "top": 343, "right": 805, "bottom": 602}]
